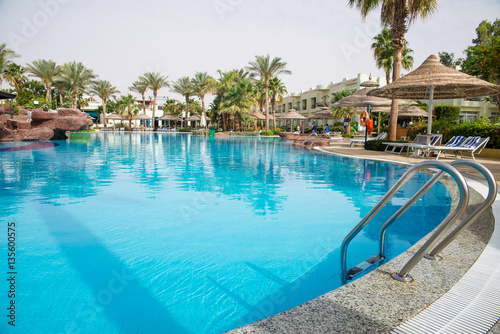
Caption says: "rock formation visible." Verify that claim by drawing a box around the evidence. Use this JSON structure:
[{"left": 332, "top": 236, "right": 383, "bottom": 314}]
[{"left": 0, "top": 108, "right": 92, "bottom": 141}]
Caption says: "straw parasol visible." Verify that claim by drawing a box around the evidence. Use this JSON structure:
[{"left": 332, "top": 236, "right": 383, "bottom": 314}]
[
  {"left": 185, "top": 114, "right": 201, "bottom": 121},
  {"left": 278, "top": 109, "right": 306, "bottom": 129},
  {"left": 398, "top": 105, "right": 429, "bottom": 119},
  {"left": 106, "top": 113, "right": 125, "bottom": 120},
  {"left": 133, "top": 114, "right": 152, "bottom": 120},
  {"left": 369, "top": 54, "right": 500, "bottom": 134},
  {"left": 249, "top": 111, "right": 266, "bottom": 120}
]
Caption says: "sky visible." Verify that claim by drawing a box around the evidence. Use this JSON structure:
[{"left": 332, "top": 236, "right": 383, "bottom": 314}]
[{"left": 1, "top": 0, "right": 500, "bottom": 103}]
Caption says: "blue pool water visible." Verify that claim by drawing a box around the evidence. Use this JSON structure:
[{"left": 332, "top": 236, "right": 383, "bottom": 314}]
[{"left": 0, "top": 133, "right": 451, "bottom": 333}]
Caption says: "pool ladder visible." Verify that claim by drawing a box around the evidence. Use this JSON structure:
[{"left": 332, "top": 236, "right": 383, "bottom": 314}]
[
  {"left": 340, "top": 160, "right": 497, "bottom": 285},
  {"left": 301, "top": 133, "right": 318, "bottom": 150}
]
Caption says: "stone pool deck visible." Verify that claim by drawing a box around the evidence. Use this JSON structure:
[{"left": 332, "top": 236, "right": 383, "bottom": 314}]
[{"left": 228, "top": 144, "right": 500, "bottom": 333}]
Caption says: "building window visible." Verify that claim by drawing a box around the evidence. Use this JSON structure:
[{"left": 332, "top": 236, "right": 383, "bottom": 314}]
[
  {"left": 302, "top": 99, "right": 307, "bottom": 110},
  {"left": 460, "top": 112, "right": 478, "bottom": 122},
  {"left": 311, "top": 97, "right": 316, "bottom": 108},
  {"left": 491, "top": 113, "right": 499, "bottom": 123}
]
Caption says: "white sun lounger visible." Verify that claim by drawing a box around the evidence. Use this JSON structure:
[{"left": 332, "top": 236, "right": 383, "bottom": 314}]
[
  {"left": 431, "top": 136, "right": 489, "bottom": 160},
  {"left": 349, "top": 132, "right": 387, "bottom": 148},
  {"left": 382, "top": 134, "right": 438, "bottom": 155}
]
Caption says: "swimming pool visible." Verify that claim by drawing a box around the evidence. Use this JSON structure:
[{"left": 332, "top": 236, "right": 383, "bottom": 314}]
[{"left": 0, "top": 133, "right": 451, "bottom": 333}]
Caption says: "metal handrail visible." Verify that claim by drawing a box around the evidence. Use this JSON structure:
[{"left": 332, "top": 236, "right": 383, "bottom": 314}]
[
  {"left": 340, "top": 161, "right": 469, "bottom": 284},
  {"left": 301, "top": 133, "right": 318, "bottom": 149},
  {"left": 425, "top": 160, "right": 497, "bottom": 260}
]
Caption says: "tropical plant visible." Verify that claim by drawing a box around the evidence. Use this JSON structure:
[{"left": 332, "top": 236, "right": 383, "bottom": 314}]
[
  {"left": 171, "top": 77, "right": 195, "bottom": 127},
  {"left": 139, "top": 72, "right": 169, "bottom": 130},
  {"left": 117, "top": 94, "right": 140, "bottom": 128},
  {"left": 330, "top": 89, "right": 356, "bottom": 134},
  {"left": 163, "top": 99, "right": 183, "bottom": 117},
  {"left": 268, "top": 77, "right": 287, "bottom": 130},
  {"left": 129, "top": 80, "right": 149, "bottom": 115},
  {"left": 371, "top": 28, "right": 414, "bottom": 84},
  {"left": 90, "top": 80, "right": 120, "bottom": 126},
  {"left": 349, "top": 0, "right": 438, "bottom": 141},
  {"left": 192, "top": 72, "right": 216, "bottom": 127},
  {"left": 3, "top": 63, "right": 27, "bottom": 94},
  {"left": 25, "top": 59, "right": 59, "bottom": 103},
  {"left": 246, "top": 54, "right": 291, "bottom": 130},
  {"left": 56, "top": 61, "right": 96, "bottom": 109},
  {"left": 220, "top": 78, "right": 256, "bottom": 130},
  {"left": 438, "top": 52, "right": 458, "bottom": 68},
  {"left": 0, "top": 43, "right": 20, "bottom": 90}
]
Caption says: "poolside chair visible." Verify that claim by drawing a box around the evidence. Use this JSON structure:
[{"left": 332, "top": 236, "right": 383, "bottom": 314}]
[
  {"left": 349, "top": 132, "right": 387, "bottom": 148},
  {"left": 382, "top": 134, "right": 442, "bottom": 156},
  {"left": 431, "top": 136, "right": 489, "bottom": 160}
]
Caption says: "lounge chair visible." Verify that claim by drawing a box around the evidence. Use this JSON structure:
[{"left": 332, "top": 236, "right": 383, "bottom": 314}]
[
  {"left": 406, "top": 134, "right": 443, "bottom": 158},
  {"left": 349, "top": 132, "right": 387, "bottom": 148},
  {"left": 431, "top": 136, "right": 489, "bottom": 160},
  {"left": 382, "top": 134, "right": 442, "bottom": 156}
]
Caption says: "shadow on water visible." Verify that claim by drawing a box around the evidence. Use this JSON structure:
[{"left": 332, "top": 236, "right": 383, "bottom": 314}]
[{"left": 36, "top": 205, "right": 187, "bottom": 334}]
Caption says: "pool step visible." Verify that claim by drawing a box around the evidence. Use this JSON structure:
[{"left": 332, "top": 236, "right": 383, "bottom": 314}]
[{"left": 346, "top": 254, "right": 384, "bottom": 280}]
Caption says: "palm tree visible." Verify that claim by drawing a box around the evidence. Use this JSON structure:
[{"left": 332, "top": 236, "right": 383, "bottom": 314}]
[
  {"left": 268, "top": 77, "right": 288, "bottom": 130},
  {"left": 348, "top": 0, "right": 437, "bottom": 141},
  {"left": 90, "top": 80, "right": 120, "bottom": 127},
  {"left": 56, "top": 61, "right": 96, "bottom": 109},
  {"left": 3, "top": 63, "right": 27, "bottom": 94},
  {"left": 117, "top": 94, "right": 140, "bottom": 128},
  {"left": 371, "top": 29, "right": 414, "bottom": 84},
  {"left": 171, "top": 77, "right": 195, "bottom": 128},
  {"left": 330, "top": 89, "right": 355, "bottom": 134},
  {"left": 0, "top": 43, "right": 19, "bottom": 90},
  {"left": 246, "top": 54, "right": 291, "bottom": 130},
  {"left": 221, "top": 78, "right": 256, "bottom": 131},
  {"left": 25, "top": 59, "right": 60, "bottom": 103},
  {"left": 192, "top": 72, "right": 216, "bottom": 127},
  {"left": 139, "top": 72, "right": 169, "bottom": 130},
  {"left": 129, "top": 80, "right": 149, "bottom": 115}
]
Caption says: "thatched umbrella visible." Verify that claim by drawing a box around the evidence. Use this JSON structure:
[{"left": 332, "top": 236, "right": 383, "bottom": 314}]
[
  {"left": 106, "top": 113, "right": 125, "bottom": 120},
  {"left": 185, "top": 114, "right": 201, "bottom": 128},
  {"left": 159, "top": 113, "right": 182, "bottom": 128},
  {"left": 278, "top": 110, "right": 306, "bottom": 130},
  {"left": 133, "top": 113, "right": 152, "bottom": 128},
  {"left": 369, "top": 54, "right": 500, "bottom": 135}
]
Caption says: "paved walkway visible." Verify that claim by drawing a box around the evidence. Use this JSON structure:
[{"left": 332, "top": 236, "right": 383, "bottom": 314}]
[{"left": 319, "top": 143, "right": 500, "bottom": 188}]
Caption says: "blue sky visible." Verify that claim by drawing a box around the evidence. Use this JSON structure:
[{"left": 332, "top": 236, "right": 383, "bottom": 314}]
[{"left": 1, "top": 0, "right": 499, "bottom": 102}]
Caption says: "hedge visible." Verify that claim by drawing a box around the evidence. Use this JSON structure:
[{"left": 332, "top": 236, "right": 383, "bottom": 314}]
[{"left": 434, "top": 105, "right": 461, "bottom": 121}]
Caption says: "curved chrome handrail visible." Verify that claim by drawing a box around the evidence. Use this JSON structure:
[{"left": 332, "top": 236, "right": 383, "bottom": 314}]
[
  {"left": 301, "top": 133, "right": 318, "bottom": 149},
  {"left": 340, "top": 161, "right": 469, "bottom": 284},
  {"left": 425, "top": 160, "right": 497, "bottom": 260}
]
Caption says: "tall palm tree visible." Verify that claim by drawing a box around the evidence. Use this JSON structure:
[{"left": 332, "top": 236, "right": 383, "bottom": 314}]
[
  {"left": 0, "top": 43, "right": 19, "bottom": 90},
  {"left": 268, "top": 77, "right": 288, "bottom": 130},
  {"left": 371, "top": 29, "right": 414, "bottom": 84},
  {"left": 56, "top": 61, "right": 96, "bottom": 109},
  {"left": 25, "top": 59, "right": 60, "bottom": 103},
  {"left": 117, "top": 94, "right": 140, "bottom": 128},
  {"left": 246, "top": 54, "right": 291, "bottom": 131},
  {"left": 129, "top": 80, "right": 149, "bottom": 115},
  {"left": 139, "top": 72, "right": 169, "bottom": 130},
  {"left": 348, "top": 0, "right": 437, "bottom": 141},
  {"left": 171, "top": 77, "right": 195, "bottom": 128},
  {"left": 90, "top": 80, "right": 120, "bottom": 127},
  {"left": 192, "top": 72, "right": 216, "bottom": 127}
]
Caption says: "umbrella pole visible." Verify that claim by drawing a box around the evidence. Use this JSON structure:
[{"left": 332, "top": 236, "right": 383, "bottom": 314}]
[{"left": 427, "top": 85, "right": 434, "bottom": 135}]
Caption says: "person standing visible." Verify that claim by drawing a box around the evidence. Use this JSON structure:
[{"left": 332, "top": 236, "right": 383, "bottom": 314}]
[{"left": 300, "top": 121, "right": 305, "bottom": 135}]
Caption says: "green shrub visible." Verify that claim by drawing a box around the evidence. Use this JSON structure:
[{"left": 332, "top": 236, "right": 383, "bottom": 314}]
[
  {"left": 228, "top": 131, "right": 259, "bottom": 136},
  {"left": 447, "top": 120, "right": 500, "bottom": 149},
  {"left": 434, "top": 105, "right": 461, "bottom": 121},
  {"left": 260, "top": 130, "right": 275, "bottom": 136},
  {"left": 364, "top": 139, "right": 388, "bottom": 151},
  {"left": 333, "top": 121, "right": 343, "bottom": 127},
  {"left": 272, "top": 130, "right": 281, "bottom": 135},
  {"left": 343, "top": 133, "right": 354, "bottom": 138}
]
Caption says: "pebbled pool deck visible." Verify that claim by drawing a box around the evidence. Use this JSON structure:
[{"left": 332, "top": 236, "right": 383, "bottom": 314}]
[{"left": 228, "top": 145, "right": 499, "bottom": 334}]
